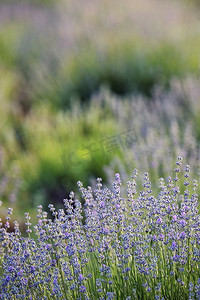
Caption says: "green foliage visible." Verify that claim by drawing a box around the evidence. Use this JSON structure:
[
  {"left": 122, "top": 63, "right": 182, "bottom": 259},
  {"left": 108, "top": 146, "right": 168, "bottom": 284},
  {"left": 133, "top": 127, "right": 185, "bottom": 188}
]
[
  {"left": 6, "top": 103, "right": 120, "bottom": 209},
  {"left": 1, "top": 3, "right": 200, "bottom": 112},
  {"left": 44, "top": 39, "right": 200, "bottom": 109}
]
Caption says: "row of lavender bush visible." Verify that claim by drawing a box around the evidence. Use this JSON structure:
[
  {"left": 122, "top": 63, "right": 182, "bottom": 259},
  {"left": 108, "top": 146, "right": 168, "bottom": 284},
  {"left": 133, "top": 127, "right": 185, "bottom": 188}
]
[
  {"left": 102, "top": 77, "right": 200, "bottom": 186},
  {"left": 0, "top": 157, "right": 199, "bottom": 299},
  {"left": 0, "top": 77, "right": 199, "bottom": 211}
]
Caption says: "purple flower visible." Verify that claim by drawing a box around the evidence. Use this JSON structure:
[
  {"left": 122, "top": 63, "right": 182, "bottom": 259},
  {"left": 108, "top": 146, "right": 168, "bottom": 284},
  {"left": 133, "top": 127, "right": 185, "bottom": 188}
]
[
  {"left": 156, "top": 217, "right": 162, "bottom": 225},
  {"left": 173, "top": 254, "right": 180, "bottom": 262},
  {"left": 80, "top": 285, "right": 86, "bottom": 293},
  {"left": 17, "top": 270, "right": 23, "bottom": 276},
  {"left": 171, "top": 241, "right": 177, "bottom": 250},
  {"left": 166, "top": 206, "right": 171, "bottom": 214},
  {"left": 158, "top": 234, "right": 164, "bottom": 241},
  {"left": 103, "top": 227, "right": 109, "bottom": 234},
  {"left": 78, "top": 274, "right": 84, "bottom": 282},
  {"left": 45, "top": 244, "right": 52, "bottom": 250},
  {"left": 179, "top": 220, "right": 187, "bottom": 227},
  {"left": 152, "top": 235, "right": 157, "bottom": 241},
  {"left": 100, "top": 201, "right": 105, "bottom": 207},
  {"left": 8, "top": 266, "right": 14, "bottom": 272},
  {"left": 180, "top": 231, "right": 186, "bottom": 239}
]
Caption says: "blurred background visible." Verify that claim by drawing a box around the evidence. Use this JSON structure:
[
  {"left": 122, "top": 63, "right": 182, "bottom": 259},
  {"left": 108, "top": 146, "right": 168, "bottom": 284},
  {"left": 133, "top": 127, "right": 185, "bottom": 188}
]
[{"left": 1, "top": 0, "right": 200, "bottom": 227}]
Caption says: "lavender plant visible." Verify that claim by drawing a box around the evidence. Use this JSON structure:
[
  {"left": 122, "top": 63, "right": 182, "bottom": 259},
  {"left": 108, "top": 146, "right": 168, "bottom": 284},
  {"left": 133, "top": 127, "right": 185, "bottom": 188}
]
[
  {"left": 0, "top": 149, "right": 20, "bottom": 206},
  {"left": 0, "top": 158, "right": 199, "bottom": 299},
  {"left": 101, "top": 78, "right": 200, "bottom": 186}
]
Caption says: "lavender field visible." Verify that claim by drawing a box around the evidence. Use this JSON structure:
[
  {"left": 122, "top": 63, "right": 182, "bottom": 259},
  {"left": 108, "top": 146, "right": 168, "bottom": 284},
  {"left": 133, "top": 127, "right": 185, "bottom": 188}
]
[
  {"left": 0, "top": 0, "right": 200, "bottom": 298},
  {"left": 0, "top": 160, "right": 200, "bottom": 299}
]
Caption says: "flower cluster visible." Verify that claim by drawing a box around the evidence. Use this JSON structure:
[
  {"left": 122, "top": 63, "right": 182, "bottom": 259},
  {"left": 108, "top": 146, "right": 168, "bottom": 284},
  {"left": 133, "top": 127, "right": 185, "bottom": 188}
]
[{"left": 0, "top": 159, "right": 199, "bottom": 299}]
